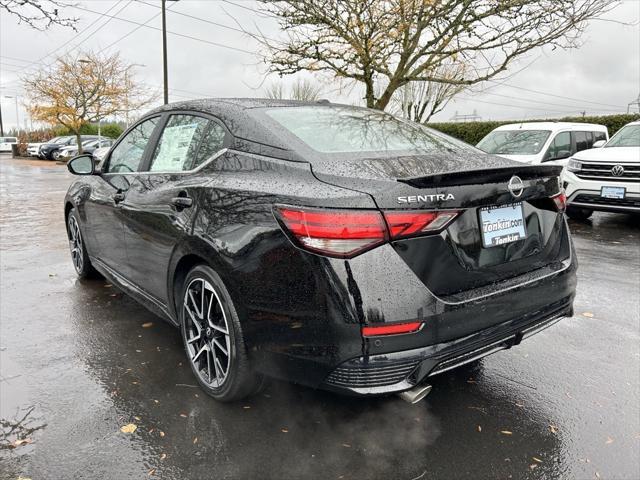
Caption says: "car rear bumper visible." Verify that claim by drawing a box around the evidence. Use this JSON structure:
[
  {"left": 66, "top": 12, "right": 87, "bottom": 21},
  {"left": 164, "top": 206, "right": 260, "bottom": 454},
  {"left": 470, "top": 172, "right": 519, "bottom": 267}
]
[{"left": 320, "top": 300, "right": 572, "bottom": 395}]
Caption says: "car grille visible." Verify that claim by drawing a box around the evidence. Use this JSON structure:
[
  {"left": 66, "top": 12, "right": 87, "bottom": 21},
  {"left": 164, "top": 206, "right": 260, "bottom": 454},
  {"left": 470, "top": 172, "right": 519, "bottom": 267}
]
[
  {"left": 573, "top": 194, "right": 640, "bottom": 209},
  {"left": 324, "top": 359, "right": 420, "bottom": 388},
  {"left": 575, "top": 163, "right": 640, "bottom": 182}
]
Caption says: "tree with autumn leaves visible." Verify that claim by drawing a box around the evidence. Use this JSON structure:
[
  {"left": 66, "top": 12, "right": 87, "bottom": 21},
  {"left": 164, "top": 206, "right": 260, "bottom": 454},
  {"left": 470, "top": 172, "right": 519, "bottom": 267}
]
[{"left": 24, "top": 52, "right": 156, "bottom": 154}]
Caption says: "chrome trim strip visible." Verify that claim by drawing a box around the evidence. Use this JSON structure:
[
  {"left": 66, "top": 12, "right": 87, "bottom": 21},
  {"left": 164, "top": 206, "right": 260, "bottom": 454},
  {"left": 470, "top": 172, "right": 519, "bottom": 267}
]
[
  {"left": 100, "top": 148, "right": 228, "bottom": 176},
  {"left": 569, "top": 202, "right": 640, "bottom": 212}
]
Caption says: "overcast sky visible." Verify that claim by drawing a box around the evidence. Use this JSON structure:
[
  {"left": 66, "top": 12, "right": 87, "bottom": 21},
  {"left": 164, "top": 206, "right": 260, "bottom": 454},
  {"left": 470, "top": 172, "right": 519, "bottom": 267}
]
[{"left": 1, "top": 0, "right": 639, "bottom": 130}]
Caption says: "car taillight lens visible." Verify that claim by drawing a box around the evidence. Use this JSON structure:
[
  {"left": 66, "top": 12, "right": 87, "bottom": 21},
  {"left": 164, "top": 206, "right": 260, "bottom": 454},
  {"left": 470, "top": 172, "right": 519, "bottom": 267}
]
[
  {"left": 552, "top": 192, "right": 567, "bottom": 212},
  {"left": 274, "top": 206, "right": 460, "bottom": 258},
  {"left": 274, "top": 207, "right": 387, "bottom": 258},
  {"left": 362, "top": 322, "right": 423, "bottom": 337},
  {"left": 383, "top": 211, "right": 459, "bottom": 240}
]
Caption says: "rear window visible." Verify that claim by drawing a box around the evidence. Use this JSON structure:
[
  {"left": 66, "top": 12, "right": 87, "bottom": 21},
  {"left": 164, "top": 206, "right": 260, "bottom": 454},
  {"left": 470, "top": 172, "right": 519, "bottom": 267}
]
[
  {"left": 262, "top": 106, "right": 469, "bottom": 155},
  {"left": 477, "top": 130, "right": 551, "bottom": 155},
  {"left": 0, "top": 137, "right": 17, "bottom": 143}
]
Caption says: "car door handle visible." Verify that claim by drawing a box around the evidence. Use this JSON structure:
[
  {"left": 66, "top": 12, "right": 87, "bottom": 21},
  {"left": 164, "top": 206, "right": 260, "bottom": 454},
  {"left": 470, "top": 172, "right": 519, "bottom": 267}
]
[
  {"left": 113, "top": 192, "right": 126, "bottom": 204},
  {"left": 171, "top": 196, "right": 193, "bottom": 209}
]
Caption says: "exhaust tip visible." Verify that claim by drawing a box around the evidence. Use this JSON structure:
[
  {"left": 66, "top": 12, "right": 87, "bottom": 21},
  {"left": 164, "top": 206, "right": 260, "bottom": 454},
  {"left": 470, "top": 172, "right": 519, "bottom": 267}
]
[{"left": 398, "top": 384, "right": 433, "bottom": 404}]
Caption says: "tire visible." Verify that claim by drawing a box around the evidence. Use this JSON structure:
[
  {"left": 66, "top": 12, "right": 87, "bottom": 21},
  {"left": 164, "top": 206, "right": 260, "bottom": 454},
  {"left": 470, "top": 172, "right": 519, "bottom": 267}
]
[
  {"left": 566, "top": 206, "right": 593, "bottom": 220},
  {"left": 52, "top": 150, "right": 61, "bottom": 160},
  {"left": 180, "top": 265, "right": 263, "bottom": 402},
  {"left": 67, "top": 208, "right": 98, "bottom": 278}
]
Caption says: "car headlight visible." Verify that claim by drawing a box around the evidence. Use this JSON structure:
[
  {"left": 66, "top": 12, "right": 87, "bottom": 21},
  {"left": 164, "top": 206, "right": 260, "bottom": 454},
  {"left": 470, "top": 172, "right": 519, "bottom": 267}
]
[{"left": 567, "top": 158, "right": 582, "bottom": 173}]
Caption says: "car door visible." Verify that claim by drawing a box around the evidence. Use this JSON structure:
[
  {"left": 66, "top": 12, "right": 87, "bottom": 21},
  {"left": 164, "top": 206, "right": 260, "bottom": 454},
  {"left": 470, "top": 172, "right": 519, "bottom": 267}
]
[
  {"left": 118, "top": 112, "right": 228, "bottom": 303},
  {"left": 82, "top": 116, "right": 161, "bottom": 273}
]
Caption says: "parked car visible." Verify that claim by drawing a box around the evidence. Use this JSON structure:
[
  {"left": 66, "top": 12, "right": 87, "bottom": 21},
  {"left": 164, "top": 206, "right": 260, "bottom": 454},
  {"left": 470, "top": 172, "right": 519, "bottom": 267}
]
[
  {"left": 562, "top": 120, "right": 640, "bottom": 219},
  {"left": 39, "top": 135, "right": 99, "bottom": 160},
  {"left": 27, "top": 142, "right": 44, "bottom": 156},
  {"left": 91, "top": 146, "right": 111, "bottom": 163},
  {"left": 476, "top": 122, "right": 608, "bottom": 165},
  {"left": 0, "top": 136, "right": 18, "bottom": 153},
  {"left": 59, "top": 138, "right": 114, "bottom": 159},
  {"left": 64, "top": 99, "right": 576, "bottom": 403}
]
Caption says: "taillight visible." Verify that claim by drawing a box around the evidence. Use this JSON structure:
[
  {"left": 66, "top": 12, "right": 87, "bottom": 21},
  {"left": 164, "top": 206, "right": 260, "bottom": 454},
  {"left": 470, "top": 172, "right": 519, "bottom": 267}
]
[
  {"left": 384, "top": 211, "right": 459, "bottom": 240},
  {"left": 362, "top": 322, "right": 423, "bottom": 337},
  {"left": 552, "top": 192, "right": 567, "bottom": 212},
  {"left": 274, "top": 206, "right": 460, "bottom": 258},
  {"left": 273, "top": 206, "right": 387, "bottom": 258}
]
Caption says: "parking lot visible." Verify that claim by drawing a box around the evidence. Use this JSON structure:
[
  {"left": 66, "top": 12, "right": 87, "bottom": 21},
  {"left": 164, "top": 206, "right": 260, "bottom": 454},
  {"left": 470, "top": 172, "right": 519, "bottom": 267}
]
[{"left": 0, "top": 156, "right": 638, "bottom": 480}]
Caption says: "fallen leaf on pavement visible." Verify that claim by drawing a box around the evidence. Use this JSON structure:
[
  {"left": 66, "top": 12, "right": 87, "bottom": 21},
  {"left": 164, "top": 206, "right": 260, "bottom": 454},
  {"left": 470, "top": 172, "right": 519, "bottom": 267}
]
[
  {"left": 477, "top": 425, "right": 482, "bottom": 432},
  {"left": 160, "top": 453, "right": 167, "bottom": 460},
  {"left": 179, "top": 413, "right": 187, "bottom": 418},
  {"left": 104, "top": 284, "right": 112, "bottom": 288},
  {"left": 533, "top": 457, "right": 543, "bottom": 463},
  {"left": 500, "top": 430, "right": 513, "bottom": 435},
  {"left": 193, "top": 437, "right": 198, "bottom": 444},
  {"left": 281, "top": 428, "right": 289, "bottom": 433},
  {"left": 13, "top": 438, "right": 33, "bottom": 447},
  {"left": 529, "top": 464, "right": 538, "bottom": 470},
  {"left": 549, "top": 425, "right": 559, "bottom": 434},
  {"left": 582, "top": 312, "right": 594, "bottom": 318},
  {"left": 342, "top": 443, "right": 351, "bottom": 448},
  {"left": 605, "top": 437, "right": 614, "bottom": 444},
  {"left": 159, "top": 431, "right": 165, "bottom": 437},
  {"left": 142, "top": 322, "right": 153, "bottom": 328},
  {"left": 148, "top": 468, "right": 156, "bottom": 476},
  {"left": 120, "top": 423, "right": 137, "bottom": 434}
]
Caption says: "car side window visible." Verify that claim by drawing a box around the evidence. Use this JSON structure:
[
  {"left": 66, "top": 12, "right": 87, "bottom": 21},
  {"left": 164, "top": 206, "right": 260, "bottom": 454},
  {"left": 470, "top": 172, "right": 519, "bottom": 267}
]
[
  {"left": 106, "top": 117, "right": 159, "bottom": 173},
  {"left": 545, "top": 131, "right": 571, "bottom": 160},
  {"left": 148, "top": 114, "right": 226, "bottom": 172},
  {"left": 593, "top": 131, "right": 607, "bottom": 142},
  {"left": 574, "top": 131, "right": 590, "bottom": 152}
]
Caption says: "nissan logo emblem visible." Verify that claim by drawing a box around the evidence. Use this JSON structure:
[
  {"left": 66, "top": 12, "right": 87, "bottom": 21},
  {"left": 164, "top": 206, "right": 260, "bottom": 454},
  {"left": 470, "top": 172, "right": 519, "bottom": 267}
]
[
  {"left": 611, "top": 165, "right": 625, "bottom": 177},
  {"left": 507, "top": 175, "right": 525, "bottom": 198}
]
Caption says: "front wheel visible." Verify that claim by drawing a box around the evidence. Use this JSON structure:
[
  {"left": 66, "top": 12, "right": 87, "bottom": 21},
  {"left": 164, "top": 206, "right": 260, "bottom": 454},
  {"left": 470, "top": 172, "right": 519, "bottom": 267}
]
[
  {"left": 566, "top": 206, "right": 593, "bottom": 220},
  {"left": 180, "top": 265, "right": 263, "bottom": 402}
]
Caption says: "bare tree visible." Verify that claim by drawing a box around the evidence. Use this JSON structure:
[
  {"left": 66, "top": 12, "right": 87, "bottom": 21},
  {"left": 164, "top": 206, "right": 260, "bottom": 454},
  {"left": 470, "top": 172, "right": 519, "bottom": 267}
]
[
  {"left": 258, "top": 0, "right": 617, "bottom": 110},
  {"left": 0, "top": 0, "right": 77, "bottom": 30},
  {"left": 391, "top": 63, "right": 466, "bottom": 123},
  {"left": 264, "top": 78, "right": 322, "bottom": 101},
  {"left": 24, "top": 51, "right": 156, "bottom": 154}
]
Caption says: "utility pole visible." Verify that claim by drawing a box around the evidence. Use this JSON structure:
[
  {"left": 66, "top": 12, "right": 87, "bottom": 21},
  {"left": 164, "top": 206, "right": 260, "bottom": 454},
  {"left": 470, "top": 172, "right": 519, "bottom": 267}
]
[
  {"left": 162, "top": 0, "right": 169, "bottom": 105},
  {"left": 0, "top": 101, "right": 4, "bottom": 136}
]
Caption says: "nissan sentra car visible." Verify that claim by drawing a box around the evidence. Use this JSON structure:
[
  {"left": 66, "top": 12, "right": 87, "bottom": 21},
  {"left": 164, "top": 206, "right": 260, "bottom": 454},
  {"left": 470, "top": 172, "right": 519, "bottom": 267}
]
[{"left": 64, "top": 99, "right": 577, "bottom": 403}]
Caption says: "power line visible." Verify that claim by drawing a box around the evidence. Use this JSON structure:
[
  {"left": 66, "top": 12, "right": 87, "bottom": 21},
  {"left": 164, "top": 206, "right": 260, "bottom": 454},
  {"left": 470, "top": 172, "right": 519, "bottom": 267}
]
[
  {"left": 457, "top": 95, "right": 596, "bottom": 116},
  {"left": 472, "top": 89, "right": 623, "bottom": 113},
  {"left": 487, "top": 79, "right": 626, "bottom": 109},
  {"left": 72, "top": 5, "right": 258, "bottom": 56}
]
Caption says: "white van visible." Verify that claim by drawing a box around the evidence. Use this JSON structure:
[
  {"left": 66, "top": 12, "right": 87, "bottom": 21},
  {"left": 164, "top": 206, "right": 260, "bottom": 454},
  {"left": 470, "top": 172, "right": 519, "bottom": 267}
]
[
  {"left": 0, "top": 136, "right": 18, "bottom": 153},
  {"left": 476, "top": 122, "right": 609, "bottom": 165}
]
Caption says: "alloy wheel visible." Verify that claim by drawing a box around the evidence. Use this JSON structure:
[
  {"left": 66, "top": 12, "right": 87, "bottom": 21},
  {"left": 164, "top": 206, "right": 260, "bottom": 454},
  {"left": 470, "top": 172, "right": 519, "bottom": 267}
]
[
  {"left": 68, "top": 215, "right": 84, "bottom": 273},
  {"left": 183, "top": 278, "right": 231, "bottom": 388}
]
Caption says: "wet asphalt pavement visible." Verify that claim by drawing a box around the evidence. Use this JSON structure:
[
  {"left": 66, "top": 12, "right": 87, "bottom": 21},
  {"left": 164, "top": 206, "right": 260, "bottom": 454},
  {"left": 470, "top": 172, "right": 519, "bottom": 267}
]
[{"left": 0, "top": 156, "right": 638, "bottom": 480}]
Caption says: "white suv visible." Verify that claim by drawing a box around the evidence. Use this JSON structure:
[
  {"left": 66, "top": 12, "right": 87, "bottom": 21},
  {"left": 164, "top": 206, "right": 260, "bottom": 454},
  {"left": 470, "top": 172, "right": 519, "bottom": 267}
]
[
  {"left": 562, "top": 121, "right": 640, "bottom": 219},
  {"left": 476, "top": 122, "right": 609, "bottom": 165}
]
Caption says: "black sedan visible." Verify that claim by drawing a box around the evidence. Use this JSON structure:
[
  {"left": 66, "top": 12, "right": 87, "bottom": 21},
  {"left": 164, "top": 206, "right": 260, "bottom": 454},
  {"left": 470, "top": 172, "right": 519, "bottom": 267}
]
[{"left": 64, "top": 99, "right": 576, "bottom": 402}]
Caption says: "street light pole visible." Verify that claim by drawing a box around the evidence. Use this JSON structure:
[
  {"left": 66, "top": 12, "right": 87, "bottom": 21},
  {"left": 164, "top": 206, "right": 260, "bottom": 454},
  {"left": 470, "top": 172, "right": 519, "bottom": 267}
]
[
  {"left": 162, "top": 0, "right": 169, "bottom": 105},
  {"left": 0, "top": 102, "right": 4, "bottom": 136}
]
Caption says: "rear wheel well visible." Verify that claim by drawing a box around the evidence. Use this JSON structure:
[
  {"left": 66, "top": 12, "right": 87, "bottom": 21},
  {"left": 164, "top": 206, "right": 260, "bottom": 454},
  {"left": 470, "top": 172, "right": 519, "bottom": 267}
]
[{"left": 172, "top": 254, "right": 208, "bottom": 316}]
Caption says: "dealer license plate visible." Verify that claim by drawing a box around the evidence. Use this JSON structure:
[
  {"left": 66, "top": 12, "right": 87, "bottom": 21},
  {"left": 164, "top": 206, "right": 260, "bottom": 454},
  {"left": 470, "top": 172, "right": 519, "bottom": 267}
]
[
  {"left": 479, "top": 203, "right": 526, "bottom": 247},
  {"left": 601, "top": 186, "right": 625, "bottom": 199}
]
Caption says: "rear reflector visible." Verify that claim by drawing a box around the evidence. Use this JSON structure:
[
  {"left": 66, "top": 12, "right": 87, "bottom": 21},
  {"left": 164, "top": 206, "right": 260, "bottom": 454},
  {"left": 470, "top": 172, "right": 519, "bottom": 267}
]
[
  {"left": 384, "top": 211, "right": 459, "bottom": 240},
  {"left": 552, "top": 192, "right": 567, "bottom": 212},
  {"left": 274, "top": 207, "right": 387, "bottom": 258},
  {"left": 362, "top": 322, "right": 423, "bottom": 337}
]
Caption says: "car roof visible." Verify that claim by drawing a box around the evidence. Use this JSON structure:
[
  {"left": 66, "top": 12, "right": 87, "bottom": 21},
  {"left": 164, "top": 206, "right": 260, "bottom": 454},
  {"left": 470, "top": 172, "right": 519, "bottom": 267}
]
[{"left": 493, "top": 122, "right": 608, "bottom": 132}]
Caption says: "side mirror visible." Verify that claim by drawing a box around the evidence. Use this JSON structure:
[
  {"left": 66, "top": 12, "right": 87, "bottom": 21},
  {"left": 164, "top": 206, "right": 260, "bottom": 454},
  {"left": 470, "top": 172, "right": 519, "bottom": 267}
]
[
  {"left": 67, "top": 154, "right": 95, "bottom": 175},
  {"left": 592, "top": 140, "right": 606, "bottom": 148}
]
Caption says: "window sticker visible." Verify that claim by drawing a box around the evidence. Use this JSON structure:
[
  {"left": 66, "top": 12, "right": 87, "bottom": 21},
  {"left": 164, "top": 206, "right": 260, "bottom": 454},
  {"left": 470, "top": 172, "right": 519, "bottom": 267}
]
[{"left": 152, "top": 123, "right": 199, "bottom": 171}]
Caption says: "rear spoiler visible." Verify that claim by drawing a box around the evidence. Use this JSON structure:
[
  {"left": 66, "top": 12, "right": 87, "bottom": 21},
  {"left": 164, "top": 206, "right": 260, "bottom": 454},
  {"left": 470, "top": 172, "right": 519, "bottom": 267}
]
[{"left": 397, "top": 165, "right": 563, "bottom": 188}]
